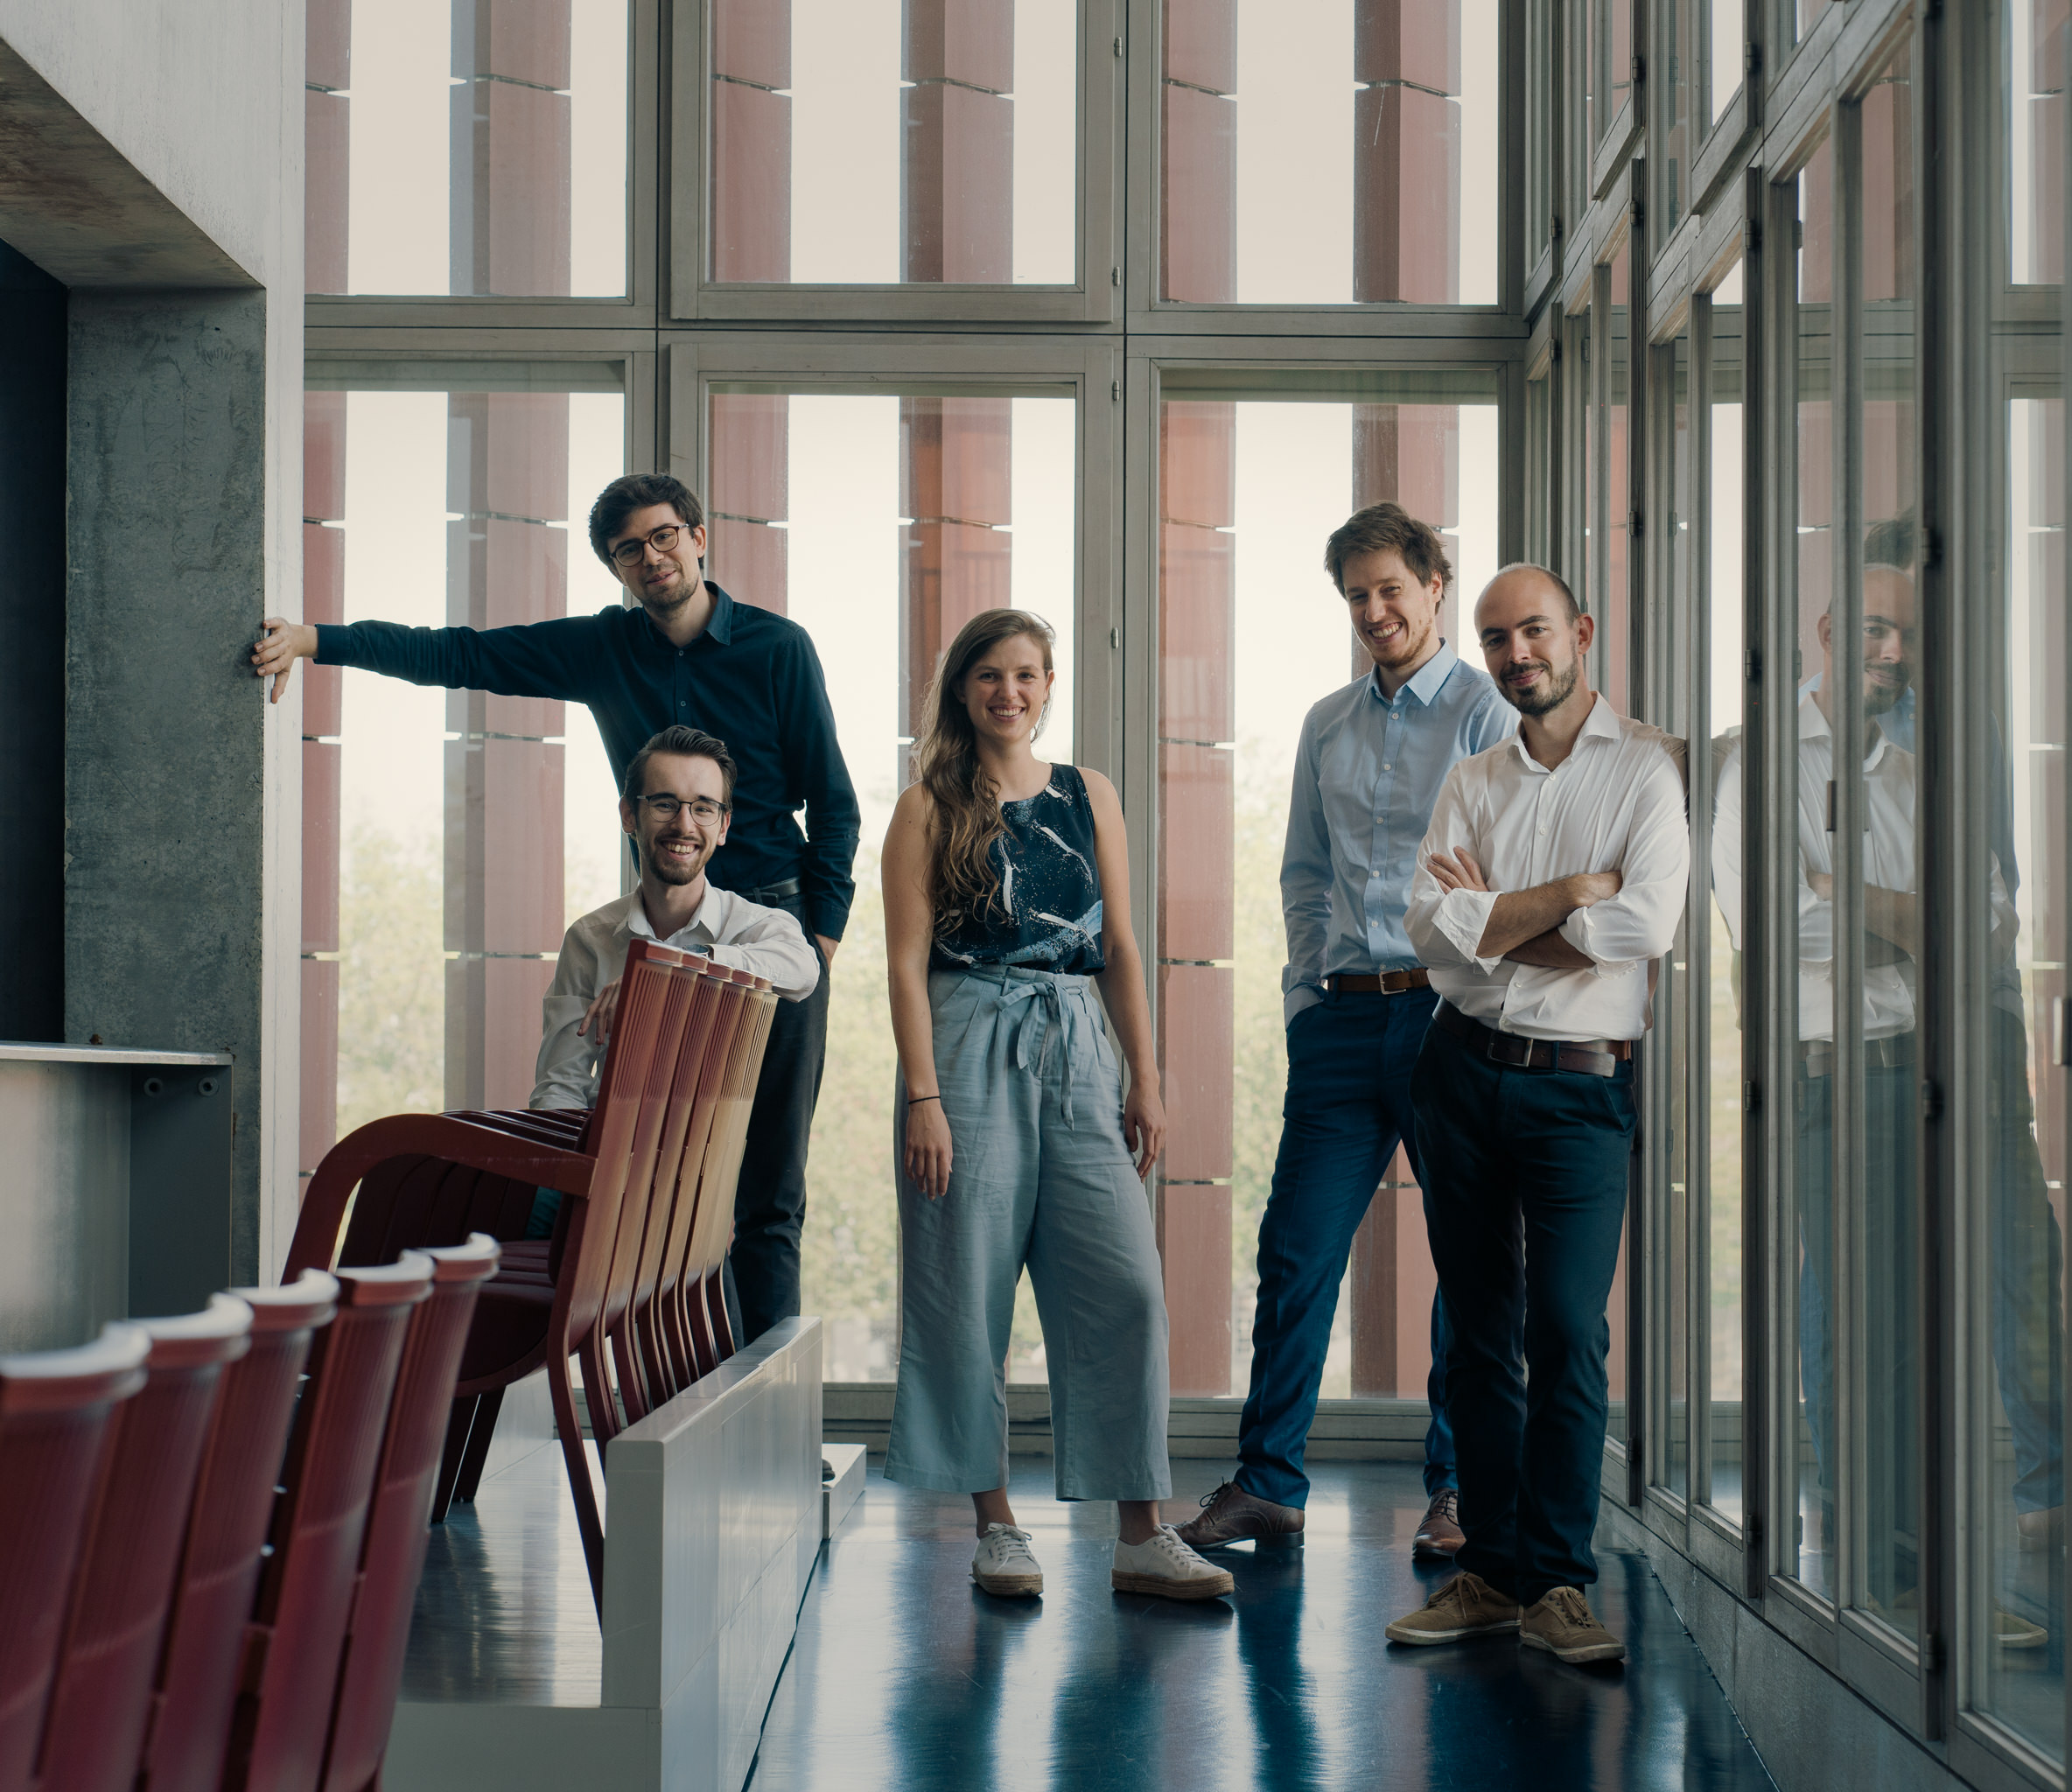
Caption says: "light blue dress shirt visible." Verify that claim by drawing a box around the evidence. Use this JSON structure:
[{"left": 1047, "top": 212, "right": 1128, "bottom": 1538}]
[{"left": 1280, "top": 643, "right": 1516, "bottom": 1024}]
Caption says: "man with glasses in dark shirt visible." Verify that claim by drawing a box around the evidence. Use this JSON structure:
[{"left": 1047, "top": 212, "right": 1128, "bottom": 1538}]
[{"left": 252, "top": 472, "right": 860, "bottom": 1350}]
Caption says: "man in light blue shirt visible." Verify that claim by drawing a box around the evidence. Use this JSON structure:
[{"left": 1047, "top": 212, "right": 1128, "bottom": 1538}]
[{"left": 1179, "top": 504, "right": 1515, "bottom": 1557}]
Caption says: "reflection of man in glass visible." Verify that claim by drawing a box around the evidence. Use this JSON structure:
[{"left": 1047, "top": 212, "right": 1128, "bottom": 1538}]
[
  {"left": 1716, "top": 558, "right": 2058, "bottom": 1639},
  {"left": 1717, "top": 566, "right": 1928, "bottom": 1605}
]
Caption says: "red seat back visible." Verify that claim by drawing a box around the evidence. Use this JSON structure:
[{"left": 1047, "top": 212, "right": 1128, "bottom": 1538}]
[
  {"left": 0, "top": 1324, "right": 149, "bottom": 1790},
  {"left": 222, "top": 1256, "right": 431, "bottom": 1792},
  {"left": 37, "top": 1296, "right": 254, "bottom": 1792},
  {"left": 319, "top": 1236, "right": 500, "bottom": 1792},
  {"left": 140, "top": 1271, "right": 338, "bottom": 1792}
]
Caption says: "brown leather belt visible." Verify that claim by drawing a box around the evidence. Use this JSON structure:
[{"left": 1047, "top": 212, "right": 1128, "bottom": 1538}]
[
  {"left": 1326, "top": 969, "right": 1432, "bottom": 995},
  {"left": 1433, "top": 999, "right": 1633, "bottom": 1079}
]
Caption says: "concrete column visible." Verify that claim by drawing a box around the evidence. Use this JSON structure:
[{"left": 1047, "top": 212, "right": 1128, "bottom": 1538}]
[
  {"left": 1352, "top": 2, "right": 1461, "bottom": 304},
  {"left": 451, "top": 0, "right": 572, "bottom": 296},
  {"left": 1158, "top": 402, "right": 1236, "bottom": 1396},
  {"left": 444, "top": 394, "right": 570, "bottom": 1111},
  {"left": 301, "top": 391, "right": 345, "bottom": 1188},
  {"left": 1160, "top": 0, "right": 1236, "bottom": 301},
  {"left": 710, "top": 0, "right": 791, "bottom": 282},
  {"left": 66, "top": 291, "right": 274, "bottom": 1280},
  {"left": 902, "top": 0, "right": 1013, "bottom": 283}
]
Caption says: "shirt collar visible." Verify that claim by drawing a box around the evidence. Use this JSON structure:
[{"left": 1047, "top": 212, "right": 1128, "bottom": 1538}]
[
  {"left": 1504, "top": 688, "right": 1618, "bottom": 768},
  {"left": 1367, "top": 640, "right": 1460, "bottom": 709},
  {"left": 618, "top": 881, "right": 723, "bottom": 946},
  {"left": 1799, "top": 691, "right": 1900, "bottom": 768},
  {"left": 635, "top": 579, "right": 733, "bottom": 648}
]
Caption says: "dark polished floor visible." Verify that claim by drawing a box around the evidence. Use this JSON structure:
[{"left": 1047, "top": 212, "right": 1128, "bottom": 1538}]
[{"left": 747, "top": 1458, "right": 1776, "bottom": 1792}]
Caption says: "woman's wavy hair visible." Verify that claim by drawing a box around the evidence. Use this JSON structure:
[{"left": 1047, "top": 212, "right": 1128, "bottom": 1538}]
[{"left": 913, "top": 608, "right": 1056, "bottom": 939}]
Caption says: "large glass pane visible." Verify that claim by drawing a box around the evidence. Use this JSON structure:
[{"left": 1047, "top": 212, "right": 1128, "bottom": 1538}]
[
  {"left": 1796, "top": 0, "right": 1830, "bottom": 46},
  {"left": 1153, "top": 375, "right": 1501, "bottom": 1398},
  {"left": 1665, "top": 328, "right": 1694, "bottom": 1501},
  {"left": 1706, "top": 257, "right": 1747, "bottom": 1522},
  {"left": 1975, "top": 2, "right": 2068, "bottom": 1754},
  {"left": 1662, "top": 0, "right": 1693, "bottom": 234},
  {"left": 1600, "top": 239, "right": 1632, "bottom": 711},
  {"left": 2009, "top": 0, "right": 2067, "bottom": 286},
  {"left": 1709, "top": 0, "right": 1744, "bottom": 128},
  {"left": 1604, "top": 0, "right": 1632, "bottom": 135},
  {"left": 699, "top": 387, "right": 1076, "bottom": 1382},
  {"left": 710, "top": 1, "right": 1077, "bottom": 286},
  {"left": 306, "top": 386, "right": 626, "bottom": 1157},
  {"left": 306, "top": 0, "right": 630, "bottom": 296},
  {"left": 1158, "top": 0, "right": 1498, "bottom": 304},
  {"left": 1852, "top": 47, "right": 1920, "bottom": 1642},
  {"left": 1790, "top": 136, "right": 1836, "bottom": 1602}
]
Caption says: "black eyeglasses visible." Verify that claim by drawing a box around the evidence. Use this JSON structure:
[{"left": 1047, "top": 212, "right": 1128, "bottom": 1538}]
[
  {"left": 609, "top": 523, "right": 691, "bottom": 568},
  {"left": 634, "top": 794, "right": 728, "bottom": 824}
]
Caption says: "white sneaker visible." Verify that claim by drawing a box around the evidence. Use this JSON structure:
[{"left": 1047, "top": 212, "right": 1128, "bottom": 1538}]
[
  {"left": 1112, "top": 1525, "right": 1236, "bottom": 1601},
  {"left": 972, "top": 1522, "right": 1044, "bottom": 1596}
]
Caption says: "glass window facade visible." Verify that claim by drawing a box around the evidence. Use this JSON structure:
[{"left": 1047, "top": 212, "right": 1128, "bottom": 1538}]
[{"left": 302, "top": 6, "right": 2072, "bottom": 1777}]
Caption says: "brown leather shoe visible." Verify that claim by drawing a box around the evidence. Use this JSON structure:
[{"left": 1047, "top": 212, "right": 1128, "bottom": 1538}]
[
  {"left": 1413, "top": 1488, "right": 1464, "bottom": 1560},
  {"left": 1172, "top": 1480, "right": 1306, "bottom": 1551}
]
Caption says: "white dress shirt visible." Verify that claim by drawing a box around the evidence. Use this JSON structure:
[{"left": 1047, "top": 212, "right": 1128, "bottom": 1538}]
[
  {"left": 529, "top": 883, "right": 820, "bottom": 1111},
  {"left": 1712, "top": 694, "right": 2011, "bottom": 1042},
  {"left": 1405, "top": 695, "right": 1690, "bottom": 1042}
]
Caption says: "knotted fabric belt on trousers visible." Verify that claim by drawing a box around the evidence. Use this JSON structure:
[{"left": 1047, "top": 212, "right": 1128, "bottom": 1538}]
[{"left": 1433, "top": 998, "right": 1634, "bottom": 1079}]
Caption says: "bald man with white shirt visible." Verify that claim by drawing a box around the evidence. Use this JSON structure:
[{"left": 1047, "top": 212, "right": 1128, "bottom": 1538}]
[{"left": 1386, "top": 564, "right": 1688, "bottom": 1667}]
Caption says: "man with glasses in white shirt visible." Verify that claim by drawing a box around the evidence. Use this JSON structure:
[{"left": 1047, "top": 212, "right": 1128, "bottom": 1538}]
[
  {"left": 528, "top": 729, "right": 821, "bottom": 1223},
  {"left": 1388, "top": 563, "right": 1688, "bottom": 1665}
]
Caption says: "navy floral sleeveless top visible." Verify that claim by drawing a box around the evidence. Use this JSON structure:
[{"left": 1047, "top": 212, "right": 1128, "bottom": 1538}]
[{"left": 932, "top": 765, "right": 1106, "bottom": 976}]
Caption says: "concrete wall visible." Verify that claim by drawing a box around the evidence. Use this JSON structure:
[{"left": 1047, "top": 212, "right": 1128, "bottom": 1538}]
[{"left": 0, "top": 0, "right": 304, "bottom": 1283}]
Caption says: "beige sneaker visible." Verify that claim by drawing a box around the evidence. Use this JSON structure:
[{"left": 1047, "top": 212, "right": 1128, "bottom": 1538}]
[
  {"left": 1519, "top": 1586, "right": 1626, "bottom": 1663},
  {"left": 971, "top": 1522, "right": 1043, "bottom": 1597},
  {"left": 1112, "top": 1526, "right": 1236, "bottom": 1601},
  {"left": 1996, "top": 1605, "right": 2049, "bottom": 1649},
  {"left": 1384, "top": 1572, "right": 1522, "bottom": 1646}
]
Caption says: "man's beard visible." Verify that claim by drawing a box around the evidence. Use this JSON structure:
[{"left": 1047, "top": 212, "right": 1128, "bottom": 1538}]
[
  {"left": 1865, "top": 668, "right": 1911, "bottom": 717},
  {"left": 647, "top": 841, "right": 707, "bottom": 884},
  {"left": 1502, "top": 655, "right": 1580, "bottom": 718}
]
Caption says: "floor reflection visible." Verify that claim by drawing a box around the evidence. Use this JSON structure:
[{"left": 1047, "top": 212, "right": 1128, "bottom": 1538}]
[{"left": 747, "top": 1460, "right": 1773, "bottom": 1791}]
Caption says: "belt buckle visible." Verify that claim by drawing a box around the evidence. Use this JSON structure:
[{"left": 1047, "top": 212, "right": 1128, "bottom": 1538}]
[{"left": 1487, "top": 1032, "right": 1531, "bottom": 1068}]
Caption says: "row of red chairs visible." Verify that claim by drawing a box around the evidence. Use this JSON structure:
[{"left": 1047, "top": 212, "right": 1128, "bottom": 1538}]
[
  {"left": 0, "top": 1235, "right": 499, "bottom": 1792},
  {"left": 282, "top": 940, "right": 780, "bottom": 1613}
]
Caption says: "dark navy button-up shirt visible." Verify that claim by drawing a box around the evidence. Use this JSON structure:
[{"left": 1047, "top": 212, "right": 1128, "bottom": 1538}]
[{"left": 315, "top": 583, "right": 862, "bottom": 939}]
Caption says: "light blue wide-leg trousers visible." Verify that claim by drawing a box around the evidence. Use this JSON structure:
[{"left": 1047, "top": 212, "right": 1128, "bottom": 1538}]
[{"left": 884, "top": 967, "right": 1172, "bottom": 1501}]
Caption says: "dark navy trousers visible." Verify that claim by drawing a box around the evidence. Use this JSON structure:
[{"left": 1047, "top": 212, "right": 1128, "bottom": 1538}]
[
  {"left": 1236, "top": 985, "right": 1458, "bottom": 1510},
  {"left": 1414, "top": 1019, "right": 1635, "bottom": 1606}
]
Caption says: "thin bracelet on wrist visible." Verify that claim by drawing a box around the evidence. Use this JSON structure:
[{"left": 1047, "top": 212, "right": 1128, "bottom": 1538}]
[{"left": 907, "top": 1094, "right": 942, "bottom": 1107}]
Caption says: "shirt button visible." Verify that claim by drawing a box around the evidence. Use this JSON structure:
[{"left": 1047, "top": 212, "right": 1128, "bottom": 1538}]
[
  {"left": 676, "top": 648, "right": 684, "bottom": 657},
  {"left": 1382, "top": 763, "right": 1392, "bottom": 772}
]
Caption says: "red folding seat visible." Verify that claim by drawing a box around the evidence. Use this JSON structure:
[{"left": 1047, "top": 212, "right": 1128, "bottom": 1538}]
[
  {"left": 682, "top": 975, "right": 780, "bottom": 1374},
  {"left": 284, "top": 941, "right": 682, "bottom": 1611},
  {"left": 36, "top": 1295, "right": 253, "bottom": 1792},
  {"left": 220, "top": 1256, "right": 433, "bottom": 1792},
  {"left": 0, "top": 1325, "right": 149, "bottom": 1791},
  {"left": 633, "top": 964, "right": 731, "bottom": 1404},
  {"left": 318, "top": 1235, "right": 500, "bottom": 1792},
  {"left": 137, "top": 1270, "right": 338, "bottom": 1792}
]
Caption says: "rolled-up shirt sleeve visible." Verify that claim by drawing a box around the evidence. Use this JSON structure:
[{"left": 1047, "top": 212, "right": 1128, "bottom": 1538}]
[
  {"left": 1405, "top": 766, "right": 1506, "bottom": 976},
  {"left": 704, "top": 903, "right": 821, "bottom": 1000},
  {"left": 1558, "top": 751, "right": 1690, "bottom": 972},
  {"left": 531, "top": 925, "right": 606, "bottom": 1112}
]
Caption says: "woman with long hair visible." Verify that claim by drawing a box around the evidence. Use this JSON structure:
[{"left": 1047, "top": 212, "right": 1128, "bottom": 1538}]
[{"left": 881, "top": 608, "right": 1232, "bottom": 1603}]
